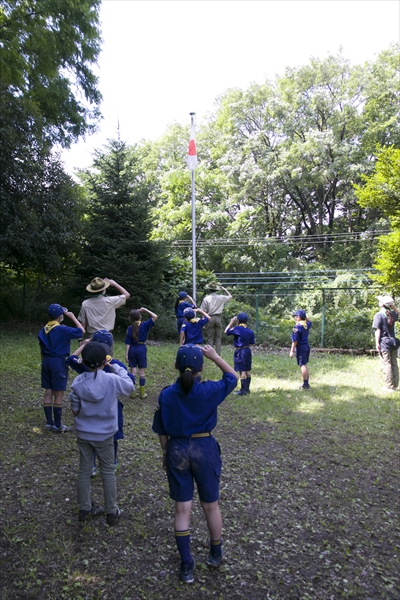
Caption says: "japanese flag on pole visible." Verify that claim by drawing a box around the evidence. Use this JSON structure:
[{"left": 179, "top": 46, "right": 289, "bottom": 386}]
[{"left": 187, "top": 124, "right": 197, "bottom": 170}]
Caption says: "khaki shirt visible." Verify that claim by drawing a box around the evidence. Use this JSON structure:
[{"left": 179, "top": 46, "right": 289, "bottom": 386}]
[
  {"left": 78, "top": 295, "right": 126, "bottom": 334},
  {"left": 200, "top": 293, "right": 231, "bottom": 316}
]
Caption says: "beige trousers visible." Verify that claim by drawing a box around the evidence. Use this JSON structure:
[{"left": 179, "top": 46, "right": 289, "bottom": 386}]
[{"left": 380, "top": 349, "right": 399, "bottom": 389}]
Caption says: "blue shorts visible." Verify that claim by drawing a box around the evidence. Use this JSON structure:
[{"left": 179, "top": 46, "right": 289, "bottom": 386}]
[
  {"left": 234, "top": 347, "right": 252, "bottom": 372},
  {"left": 114, "top": 400, "right": 124, "bottom": 441},
  {"left": 41, "top": 356, "right": 69, "bottom": 391},
  {"left": 128, "top": 344, "right": 147, "bottom": 369},
  {"left": 166, "top": 436, "right": 222, "bottom": 503},
  {"left": 176, "top": 317, "right": 184, "bottom": 334},
  {"left": 296, "top": 346, "right": 310, "bottom": 366}
]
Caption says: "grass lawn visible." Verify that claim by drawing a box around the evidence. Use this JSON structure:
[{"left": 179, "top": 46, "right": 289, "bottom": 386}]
[{"left": 0, "top": 330, "right": 399, "bottom": 599}]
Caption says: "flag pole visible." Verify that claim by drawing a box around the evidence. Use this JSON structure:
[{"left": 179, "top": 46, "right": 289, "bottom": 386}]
[{"left": 189, "top": 112, "right": 197, "bottom": 304}]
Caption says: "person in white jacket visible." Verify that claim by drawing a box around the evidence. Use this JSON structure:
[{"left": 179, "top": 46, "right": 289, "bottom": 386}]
[{"left": 69, "top": 341, "right": 134, "bottom": 525}]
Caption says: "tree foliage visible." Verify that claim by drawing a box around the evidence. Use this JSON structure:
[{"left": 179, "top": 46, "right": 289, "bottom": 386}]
[
  {"left": 76, "top": 139, "right": 166, "bottom": 311},
  {"left": 148, "top": 46, "right": 399, "bottom": 274},
  {"left": 0, "top": 0, "right": 102, "bottom": 146},
  {"left": 355, "top": 146, "right": 400, "bottom": 294}
]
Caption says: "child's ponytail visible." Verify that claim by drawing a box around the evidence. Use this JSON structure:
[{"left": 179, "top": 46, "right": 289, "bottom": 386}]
[{"left": 179, "top": 367, "right": 197, "bottom": 395}]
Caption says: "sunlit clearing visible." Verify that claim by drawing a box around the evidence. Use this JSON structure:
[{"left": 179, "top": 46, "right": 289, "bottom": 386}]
[{"left": 296, "top": 400, "right": 324, "bottom": 414}]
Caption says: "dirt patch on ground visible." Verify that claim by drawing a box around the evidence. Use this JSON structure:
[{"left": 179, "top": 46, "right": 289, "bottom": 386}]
[{"left": 0, "top": 372, "right": 399, "bottom": 599}]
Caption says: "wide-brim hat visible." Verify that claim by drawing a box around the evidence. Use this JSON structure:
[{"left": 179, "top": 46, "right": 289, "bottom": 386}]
[
  {"left": 86, "top": 277, "right": 110, "bottom": 293},
  {"left": 377, "top": 295, "right": 394, "bottom": 307},
  {"left": 205, "top": 281, "right": 220, "bottom": 291}
]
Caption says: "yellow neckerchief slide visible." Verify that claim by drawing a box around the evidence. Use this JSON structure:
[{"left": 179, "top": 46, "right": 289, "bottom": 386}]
[
  {"left": 44, "top": 320, "right": 60, "bottom": 334},
  {"left": 189, "top": 318, "right": 200, "bottom": 324},
  {"left": 238, "top": 323, "right": 247, "bottom": 328},
  {"left": 298, "top": 319, "right": 308, "bottom": 330}
]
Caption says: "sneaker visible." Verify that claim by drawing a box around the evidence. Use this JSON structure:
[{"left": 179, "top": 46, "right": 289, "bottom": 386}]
[
  {"left": 91, "top": 466, "right": 97, "bottom": 478},
  {"left": 382, "top": 386, "right": 396, "bottom": 393},
  {"left": 53, "top": 424, "right": 72, "bottom": 433},
  {"left": 180, "top": 558, "right": 196, "bottom": 583},
  {"left": 45, "top": 424, "right": 54, "bottom": 431},
  {"left": 301, "top": 384, "right": 311, "bottom": 390},
  {"left": 79, "top": 502, "right": 104, "bottom": 522},
  {"left": 130, "top": 390, "right": 139, "bottom": 398},
  {"left": 207, "top": 547, "right": 224, "bottom": 568},
  {"left": 234, "top": 390, "right": 247, "bottom": 395},
  {"left": 106, "top": 508, "right": 121, "bottom": 526},
  {"left": 140, "top": 392, "right": 148, "bottom": 399}
]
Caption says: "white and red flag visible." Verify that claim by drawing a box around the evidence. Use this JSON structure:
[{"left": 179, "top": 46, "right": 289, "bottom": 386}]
[{"left": 187, "top": 123, "right": 197, "bottom": 170}]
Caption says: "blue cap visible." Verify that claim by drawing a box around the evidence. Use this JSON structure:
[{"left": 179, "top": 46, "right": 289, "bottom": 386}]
[
  {"left": 237, "top": 312, "right": 248, "bottom": 323},
  {"left": 179, "top": 291, "right": 188, "bottom": 299},
  {"left": 293, "top": 309, "right": 306, "bottom": 319},
  {"left": 176, "top": 344, "right": 204, "bottom": 373},
  {"left": 92, "top": 329, "right": 113, "bottom": 347},
  {"left": 47, "top": 304, "right": 66, "bottom": 318},
  {"left": 183, "top": 307, "right": 195, "bottom": 320}
]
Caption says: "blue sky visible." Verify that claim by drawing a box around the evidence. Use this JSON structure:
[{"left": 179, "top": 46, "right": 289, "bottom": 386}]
[{"left": 62, "top": 0, "right": 400, "bottom": 173}]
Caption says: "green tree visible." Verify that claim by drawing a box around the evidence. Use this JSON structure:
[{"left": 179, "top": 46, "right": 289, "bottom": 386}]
[
  {"left": 355, "top": 146, "right": 400, "bottom": 293},
  {"left": 76, "top": 139, "right": 166, "bottom": 312},
  {"left": 0, "top": 0, "right": 102, "bottom": 145}
]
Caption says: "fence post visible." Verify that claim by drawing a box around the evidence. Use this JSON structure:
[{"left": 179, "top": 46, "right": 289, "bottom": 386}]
[
  {"left": 256, "top": 291, "right": 259, "bottom": 337},
  {"left": 321, "top": 288, "right": 325, "bottom": 348}
]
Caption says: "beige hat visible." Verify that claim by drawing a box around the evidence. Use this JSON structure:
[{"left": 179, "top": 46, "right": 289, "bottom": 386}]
[
  {"left": 86, "top": 277, "right": 110, "bottom": 293},
  {"left": 377, "top": 295, "right": 394, "bottom": 307},
  {"left": 206, "top": 281, "right": 220, "bottom": 291}
]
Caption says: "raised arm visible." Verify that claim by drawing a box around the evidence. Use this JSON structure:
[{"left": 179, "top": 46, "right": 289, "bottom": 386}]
[
  {"left": 225, "top": 316, "right": 237, "bottom": 334},
  {"left": 201, "top": 345, "right": 238, "bottom": 379},
  {"left": 140, "top": 307, "right": 158, "bottom": 322},
  {"left": 219, "top": 285, "right": 232, "bottom": 299},
  {"left": 65, "top": 311, "right": 85, "bottom": 335},
  {"left": 196, "top": 308, "right": 210, "bottom": 320},
  {"left": 104, "top": 278, "right": 130, "bottom": 300}
]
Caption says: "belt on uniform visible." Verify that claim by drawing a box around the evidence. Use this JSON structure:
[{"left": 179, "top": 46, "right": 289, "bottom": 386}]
[
  {"left": 209, "top": 314, "right": 221, "bottom": 317},
  {"left": 191, "top": 432, "right": 212, "bottom": 438}
]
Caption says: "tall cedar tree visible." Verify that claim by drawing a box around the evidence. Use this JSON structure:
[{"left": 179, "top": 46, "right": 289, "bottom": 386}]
[{"left": 76, "top": 139, "right": 164, "bottom": 320}]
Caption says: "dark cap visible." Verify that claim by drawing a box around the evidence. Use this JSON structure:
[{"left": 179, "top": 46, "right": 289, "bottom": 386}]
[
  {"left": 176, "top": 344, "right": 204, "bottom": 373},
  {"left": 292, "top": 309, "right": 306, "bottom": 319},
  {"left": 179, "top": 291, "right": 188, "bottom": 299},
  {"left": 237, "top": 312, "right": 248, "bottom": 323},
  {"left": 82, "top": 342, "right": 107, "bottom": 368},
  {"left": 47, "top": 304, "right": 67, "bottom": 318}
]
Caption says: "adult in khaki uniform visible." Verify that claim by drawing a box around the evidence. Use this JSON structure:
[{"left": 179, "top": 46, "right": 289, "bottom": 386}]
[
  {"left": 78, "top": 277, "right": 130, "bottom": 338},
  {"left": 200, "top": 282, "right": 232, "bottom": 355}
]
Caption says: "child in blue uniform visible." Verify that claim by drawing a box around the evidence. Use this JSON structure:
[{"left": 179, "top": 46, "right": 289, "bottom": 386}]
[
  {"left": 290, "top": 309, "right": 312, "bottom": 389},
  {"left": 152, "top": 344, "right": 238, "bottom": 584},
  {"left": 67, "top": 329, "right": 135, "bottom": 475},
  {"left": 38, "top": 304, "right": 85, "bottom": 432},
  {"left": 174, "top": 291, "right": 196, "bottom": 334},
  {"left": 225, "top": 312, "right": 255, "bottom": 395},
  {"left": 125, "top": 307, "right": 158, "bottom": 399},
  {"left": 179, "top": 307, "right": 210, "bottom": 346}
]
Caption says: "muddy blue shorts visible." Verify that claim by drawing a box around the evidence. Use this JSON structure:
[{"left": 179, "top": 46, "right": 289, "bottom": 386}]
[
  {"left": 128, "top": 344, "right": 147, "bottom": 369},
  {"left": 166, "top": 436, "right": 222, "bottom": 503},
  {"left": 296, "top": 346, "right": 310, "bottom": 366},
  {"left": 234, "top": 347, "right": 252, "bottom": 372},
  {"left": 41, "top": 356, "right": 68, "bottom": 390}
]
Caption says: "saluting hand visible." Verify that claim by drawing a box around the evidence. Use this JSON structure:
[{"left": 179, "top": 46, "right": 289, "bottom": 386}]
[{"left": 201, "top": 345, "right": 219, "bottom": 361}]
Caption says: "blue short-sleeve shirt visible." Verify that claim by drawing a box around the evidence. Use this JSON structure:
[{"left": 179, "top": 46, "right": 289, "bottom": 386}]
[{"left": 152, "top": 372, "right": 238, "bottom": 437}]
